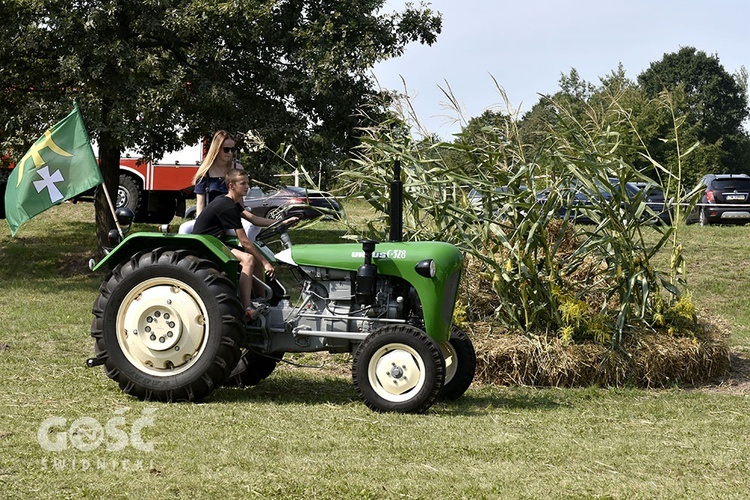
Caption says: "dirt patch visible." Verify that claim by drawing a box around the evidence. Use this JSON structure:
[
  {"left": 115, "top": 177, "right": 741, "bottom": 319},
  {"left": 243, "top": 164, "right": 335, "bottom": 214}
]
[
  {"left": 58, "top": 250, "right": 96, "bottom": 277},
  {"left": 696, "top": 347, "right": 750, "bottom": 395}
]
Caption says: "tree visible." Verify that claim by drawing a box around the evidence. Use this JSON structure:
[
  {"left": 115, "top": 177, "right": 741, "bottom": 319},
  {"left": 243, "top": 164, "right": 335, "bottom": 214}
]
[
  {"left": 637, "top": 47, "right": 750, "bottom": 176},
  {"left": 0, "top": 0, "right": 442, "bottom": 248}
]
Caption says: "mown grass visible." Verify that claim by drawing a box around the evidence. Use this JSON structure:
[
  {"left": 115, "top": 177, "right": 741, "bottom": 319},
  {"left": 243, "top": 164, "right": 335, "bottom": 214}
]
[{"left": 2, "top": 202, "right": 750, "bottom": 498}]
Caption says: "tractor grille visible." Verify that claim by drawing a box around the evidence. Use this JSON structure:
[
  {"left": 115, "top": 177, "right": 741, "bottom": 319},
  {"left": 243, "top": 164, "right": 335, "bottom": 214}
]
[{"left": 442, "top": 268, "right": 462, "bottom": 325}]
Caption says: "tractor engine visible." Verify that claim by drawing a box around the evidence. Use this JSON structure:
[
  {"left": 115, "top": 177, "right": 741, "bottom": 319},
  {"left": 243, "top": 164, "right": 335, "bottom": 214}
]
[{"left": 246, "top": 263, "right": 419, "bottom": 355}]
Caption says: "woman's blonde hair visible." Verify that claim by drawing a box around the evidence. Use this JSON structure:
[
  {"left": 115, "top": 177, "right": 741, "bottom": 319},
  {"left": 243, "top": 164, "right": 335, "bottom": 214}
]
[{"left": 192, "top": 130, "right": 235, "bottom": 185}]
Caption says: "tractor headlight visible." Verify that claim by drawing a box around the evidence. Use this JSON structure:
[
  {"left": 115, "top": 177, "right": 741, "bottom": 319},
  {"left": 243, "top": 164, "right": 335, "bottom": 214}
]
[
  {"left": 115, "top": 207, "right": 135, "bottom": 234},
  {"left": 415, "top": 259, "right": 436, "bottom": 278},
  {"left": 107, "top": 229, "right": 122, "bottom": 248}
]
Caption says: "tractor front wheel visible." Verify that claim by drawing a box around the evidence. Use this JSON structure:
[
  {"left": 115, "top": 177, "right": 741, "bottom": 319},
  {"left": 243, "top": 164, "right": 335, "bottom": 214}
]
[
  {"left": 438, "top": 326, "right": 476, "bottom": 401},
  {"left": 352, "top": 325, "right": 444, "bottom": 413}
]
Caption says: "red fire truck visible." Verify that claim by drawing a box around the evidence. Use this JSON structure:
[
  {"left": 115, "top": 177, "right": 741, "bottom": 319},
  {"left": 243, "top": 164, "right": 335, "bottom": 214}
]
[
  {"left": 116, "top": 143, "right": 204, "bottom": 223},
  {"left": 0, "top": 143, "right": 203, "bottom": 223}
]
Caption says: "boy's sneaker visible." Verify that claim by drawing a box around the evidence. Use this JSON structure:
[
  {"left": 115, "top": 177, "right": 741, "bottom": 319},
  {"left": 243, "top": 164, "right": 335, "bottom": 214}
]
[{"left": 244, "top": 303, "right": 267, "bottom": 323}]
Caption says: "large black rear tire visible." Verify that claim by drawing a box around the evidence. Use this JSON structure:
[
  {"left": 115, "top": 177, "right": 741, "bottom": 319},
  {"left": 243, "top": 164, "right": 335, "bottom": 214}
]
[
  {"left": 91, "top": 249, "right": 243, "bottom": 402},
  {"left": 699, "top": 208, "right": 709, "bottom": 226},
  {"left": 352, "top": 325, "right": 444, "bottom": 414}
]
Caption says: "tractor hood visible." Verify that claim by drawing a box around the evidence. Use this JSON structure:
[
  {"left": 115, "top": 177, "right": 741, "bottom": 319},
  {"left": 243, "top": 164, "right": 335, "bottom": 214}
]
[{"left": 277, "top": 241, "right": 462, "bottom": 280}]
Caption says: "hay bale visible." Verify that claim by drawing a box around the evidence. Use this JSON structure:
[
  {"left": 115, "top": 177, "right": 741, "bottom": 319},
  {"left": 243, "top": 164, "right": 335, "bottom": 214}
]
[{"left": 468, "top": 317, "right": 730, "bottom": 388}]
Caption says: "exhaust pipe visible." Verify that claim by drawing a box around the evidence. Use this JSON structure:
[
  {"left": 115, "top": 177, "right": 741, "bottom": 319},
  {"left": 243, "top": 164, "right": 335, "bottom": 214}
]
[{"left": 390, "top": 160, "right": 403, "bottom": 242}]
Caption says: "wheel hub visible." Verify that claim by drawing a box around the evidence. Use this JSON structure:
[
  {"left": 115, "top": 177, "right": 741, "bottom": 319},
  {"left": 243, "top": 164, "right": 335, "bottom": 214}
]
[
  {"left": 118, "top": 279, "right": 207, "bottom": 375},
  {"left": 138, "top": 306, "right": 182, "bottom": 351},
  {"left": 373, "top": 348, "right": 421, "bottom": 396},
  {"left": 116, "top": 186, "right": 128, "bottom": 207}
]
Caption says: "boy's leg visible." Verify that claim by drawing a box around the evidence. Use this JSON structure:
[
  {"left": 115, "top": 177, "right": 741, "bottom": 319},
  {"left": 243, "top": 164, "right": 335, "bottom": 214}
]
[
  {"left": 252, "top": 265, "right": 268, "bottom": 298},
  {"left": 230, "top": 248, "right": 256, "bottom": 310}
]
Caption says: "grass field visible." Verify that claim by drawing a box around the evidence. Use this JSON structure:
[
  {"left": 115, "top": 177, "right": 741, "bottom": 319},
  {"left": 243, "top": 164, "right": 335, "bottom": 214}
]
[{"left": 2, "top": 202, "right": 750, "bottom": 498}]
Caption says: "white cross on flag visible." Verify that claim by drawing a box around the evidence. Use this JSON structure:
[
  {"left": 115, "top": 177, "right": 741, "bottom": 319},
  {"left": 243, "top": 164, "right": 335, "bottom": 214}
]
[{"left": 33, "top": 166, "right": 66, "bottom": 204}]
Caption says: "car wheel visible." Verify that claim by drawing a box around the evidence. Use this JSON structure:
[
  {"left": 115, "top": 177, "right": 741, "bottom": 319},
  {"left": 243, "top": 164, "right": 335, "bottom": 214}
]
[
  {"left": 184, "top": 205, "right": 197, "bottom": 220},
  {"left": 699, "top": 208, "right": 710, "bottom": 226},
  {"left": 267, "top": 206, "right": 287, "bottom": 220}
]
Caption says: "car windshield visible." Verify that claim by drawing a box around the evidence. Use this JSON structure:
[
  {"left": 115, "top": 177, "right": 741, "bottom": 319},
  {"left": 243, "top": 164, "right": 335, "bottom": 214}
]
[{"left": 712, "top": 178, "right": 750, "bottom": 191}]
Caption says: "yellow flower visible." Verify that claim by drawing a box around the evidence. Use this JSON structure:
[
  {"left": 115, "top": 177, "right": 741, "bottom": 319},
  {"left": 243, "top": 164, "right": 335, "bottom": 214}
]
[{"left": 561, "top": 326, "right": 574, "bottom": 344}]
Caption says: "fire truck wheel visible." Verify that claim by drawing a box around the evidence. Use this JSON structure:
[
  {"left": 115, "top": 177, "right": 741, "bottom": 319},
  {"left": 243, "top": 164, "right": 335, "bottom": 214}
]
[
  {"left": 438, "top": 326, "right": 476, "bottom": 401},
  {"left": 91, "top": 249, "right": 244, "bottom": 402},
  {"left": 117, "top": 173, "right": 144, "bottom": 217},
  {"left": 352, "top": 324, "right": 445, "bottom": 413}
]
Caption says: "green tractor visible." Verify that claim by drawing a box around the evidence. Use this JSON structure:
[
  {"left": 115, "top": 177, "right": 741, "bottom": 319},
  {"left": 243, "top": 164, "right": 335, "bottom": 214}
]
[{"left": 87, "top": 166, "right": 475, "bottom": 413}]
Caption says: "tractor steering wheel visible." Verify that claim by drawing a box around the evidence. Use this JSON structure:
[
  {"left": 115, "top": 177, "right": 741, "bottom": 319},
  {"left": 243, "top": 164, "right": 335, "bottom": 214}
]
[{"left": 257, "top": 218, "right": 295, "bottom": 242}]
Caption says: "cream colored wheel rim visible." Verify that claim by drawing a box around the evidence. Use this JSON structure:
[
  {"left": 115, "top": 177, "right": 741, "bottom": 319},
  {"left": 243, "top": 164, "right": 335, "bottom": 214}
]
[
  {"left": 439, "top": 341, "right": 457, "bottom": 384},
  {"left": 367, "top": 343, "right": 426, "bottom": 402},
  {"left": 116, "top": 277, "right": 208, "bottom": 376}
]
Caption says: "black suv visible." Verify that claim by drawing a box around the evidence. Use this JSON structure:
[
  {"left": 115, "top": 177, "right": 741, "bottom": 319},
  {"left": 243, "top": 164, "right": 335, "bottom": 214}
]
[{"left": 686, "top": 174, "right": 750, "bottom": 226}]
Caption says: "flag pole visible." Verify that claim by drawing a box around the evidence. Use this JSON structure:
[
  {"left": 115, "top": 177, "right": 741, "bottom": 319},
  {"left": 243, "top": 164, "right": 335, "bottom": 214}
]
[
  {"left": 100, "top": 182, "right": 124, "bottom": 238},
  {"left": 74, "top": 100, "right": 123, "bottom": 238}
]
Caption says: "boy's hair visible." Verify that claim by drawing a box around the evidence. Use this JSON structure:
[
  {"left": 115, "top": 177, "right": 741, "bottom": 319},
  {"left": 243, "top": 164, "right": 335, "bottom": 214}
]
[{"left": 225, "top": 168, "right": 248, "bottom": 186}]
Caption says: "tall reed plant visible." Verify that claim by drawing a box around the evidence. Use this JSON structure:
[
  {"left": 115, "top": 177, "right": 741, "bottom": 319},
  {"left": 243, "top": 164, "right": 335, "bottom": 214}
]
[{"left": 343, "top": 86, "right": 703, "bottom": 348}]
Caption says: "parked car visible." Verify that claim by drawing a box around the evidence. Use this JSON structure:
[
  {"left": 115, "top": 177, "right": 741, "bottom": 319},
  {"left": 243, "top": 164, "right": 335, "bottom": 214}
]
[
  {"left": 185, "top": 185, "right": 343, "bottom": 221},
  {"left": 616, "top": 180, "right": 673, "bottom": 225},
  {"left": 467, "top": 185, "right": 527, "bottom": 220},
  {"left": 537, "top": 178, "right": 672, "bottom": 225},
  {"left": 244, "top": 185, "right": 343, "bottom": 220},
  {"left": 686, "top": 174, "right": 750, "bottom": 226}
]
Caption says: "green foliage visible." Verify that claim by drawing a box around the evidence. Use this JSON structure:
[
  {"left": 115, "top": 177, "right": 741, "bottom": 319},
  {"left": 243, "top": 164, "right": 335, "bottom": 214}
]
[
  {"left": 638, "top": 47, "right": 748, "bottom": 145},
  {"left": 517, "top": 49, "right": 750, "bottom": 188},
  {"left": 343, "top": 86, "right": 704, "bottom": 348},
  {"left": 0, "top": 0, "right": 442, "bottom": 244}
]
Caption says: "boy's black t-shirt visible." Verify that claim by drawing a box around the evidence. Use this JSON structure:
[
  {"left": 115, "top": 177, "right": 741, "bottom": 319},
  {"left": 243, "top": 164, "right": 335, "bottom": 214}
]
[{"left": 192, "top": 195, "right": 244, "bottom": 239}]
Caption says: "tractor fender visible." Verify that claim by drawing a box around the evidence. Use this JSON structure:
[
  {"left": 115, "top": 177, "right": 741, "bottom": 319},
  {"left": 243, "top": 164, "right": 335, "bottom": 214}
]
[{"left": 91, "top": 233, "right": 240, "bottom": 281}]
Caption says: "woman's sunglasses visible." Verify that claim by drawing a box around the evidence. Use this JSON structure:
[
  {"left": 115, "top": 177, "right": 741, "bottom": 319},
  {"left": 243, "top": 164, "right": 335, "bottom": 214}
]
[{"left": 222, "top": 146, "right": 237, "bottom": 153}]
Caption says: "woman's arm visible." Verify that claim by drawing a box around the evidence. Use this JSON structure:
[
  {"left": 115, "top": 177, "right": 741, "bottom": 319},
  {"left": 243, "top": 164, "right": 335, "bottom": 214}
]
[{"left": 195, "top": 193, "right": 207, "bottom": 216}]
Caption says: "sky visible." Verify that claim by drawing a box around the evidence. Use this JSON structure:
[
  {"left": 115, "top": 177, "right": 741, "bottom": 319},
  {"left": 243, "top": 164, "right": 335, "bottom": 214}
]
[{"left": 373, "top": 0, "right": 750, "bottom": 138}]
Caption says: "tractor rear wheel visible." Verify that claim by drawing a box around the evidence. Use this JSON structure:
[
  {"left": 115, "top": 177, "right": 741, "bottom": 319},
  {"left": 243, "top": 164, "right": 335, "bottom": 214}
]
[
  {"left": 225, "top": 350, "right": 283, "bottom": 387},
  {"left": 352, "top": 325, "right": 444, "bottom": 413},
  {"left": 91, "top": 249, "right": 243, "bottom": 402}
]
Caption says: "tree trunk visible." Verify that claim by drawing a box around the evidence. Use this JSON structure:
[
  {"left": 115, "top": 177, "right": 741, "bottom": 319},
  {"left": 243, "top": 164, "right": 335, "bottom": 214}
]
[{"left": 94, "top": 103, "right": 120, "bottom": 255}]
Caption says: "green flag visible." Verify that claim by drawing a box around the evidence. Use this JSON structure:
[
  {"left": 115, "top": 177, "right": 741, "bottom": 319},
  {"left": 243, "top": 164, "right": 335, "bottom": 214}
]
[{"left": 4, "top": 104, "right": 103, "bottom": 236}]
